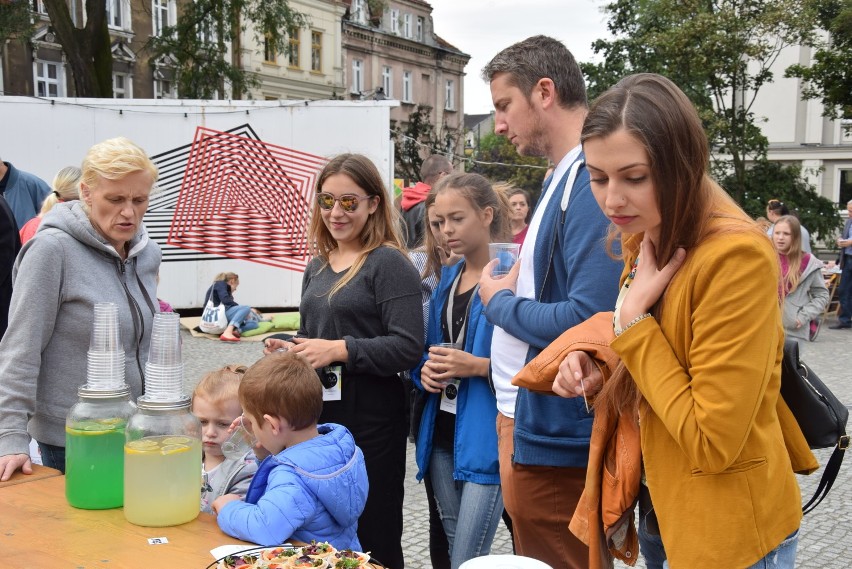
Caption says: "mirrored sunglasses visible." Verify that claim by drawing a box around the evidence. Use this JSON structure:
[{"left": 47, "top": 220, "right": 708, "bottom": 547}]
[{"left": 316, "top": 192, "right": 372, "bottom": 213}]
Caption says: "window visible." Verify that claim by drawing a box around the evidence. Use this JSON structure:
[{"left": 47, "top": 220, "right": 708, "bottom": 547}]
[
  {"left": 416, "top": 17, "right": 424, "bottom": 41},
  {"left": 352, "top": 0, "right": 366, "bottom": 24},
  {"left": 34, "top": 60, "right": 63, "bottom": 97},
  {"left": 402, "top": 70, "right": 412, "bottom": 103},
  {"left": 352, "top": 60, "right": 363, "bottom": 94},
  {"left": 32, "top": 0, "right": 47, "bottom": 14},
  {"left": 113, "top": 73, "right": 131, "bottom": 98},
  {"left": 311, "top": 31, "right": 322, "bottom": 72},
  {"left": 154, "top": 78, "right": 176, "bottom": 99},
  {"left": 382, "top": 66, "right": 392, "bottom": 99},
  {"left": 403, "top": 14, "right": 412, "bottom": 38},
  {"left": 445, "top": 79, "right": 455, "bottom": 110},
  {"left": 152, "top": 0, "right": 173, "bottom": 37},
  {"left": 105, "top": 0, "right": 129, "bottom": 30},
  {"left": 390, "top": 9, "right": 399, "bottom": 34},
  {"left": 840, "top": 169, "right": 852, "bottom": 208},
  {"left": 288, "top": 27, "right": 300, "bottom": 68},
  {"left": 263, "top": 34, "right": 277, "bottom": 63}
]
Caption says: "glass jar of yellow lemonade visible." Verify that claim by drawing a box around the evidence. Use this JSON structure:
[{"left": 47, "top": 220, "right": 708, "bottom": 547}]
[
  {"left": 65, "top": 386, "right": 136, "bottom": 509},
  {"left": 123, "top": 396, "right": 202, "bottom": 527}
]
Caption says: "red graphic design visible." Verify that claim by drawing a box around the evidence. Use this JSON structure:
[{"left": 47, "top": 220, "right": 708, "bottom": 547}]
[{"left": 166, "top": 127, "right": 326, "bottom": 271}]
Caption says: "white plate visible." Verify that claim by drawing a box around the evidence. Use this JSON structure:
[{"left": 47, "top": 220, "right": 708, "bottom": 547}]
[{"left": 459, "top": 554, "right": 553, "bottom": 569}]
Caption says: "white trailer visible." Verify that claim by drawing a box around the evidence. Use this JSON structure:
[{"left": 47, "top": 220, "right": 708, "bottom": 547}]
[{"left": 0, "top": 97, "right": 397, "bottom": 308}]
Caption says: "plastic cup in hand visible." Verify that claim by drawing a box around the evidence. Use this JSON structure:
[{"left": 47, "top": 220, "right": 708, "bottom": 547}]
[
  {"left": 431, "top": 342, "right": 462, "bottom": 387},
  {"left": 489, "top": 243, "right": 520, "bottom": 278},
  {"left": 221, "top": 416, "right": 256, "bottom": 460}
]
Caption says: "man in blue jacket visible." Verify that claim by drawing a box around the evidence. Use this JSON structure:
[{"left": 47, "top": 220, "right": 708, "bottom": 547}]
[
  {"left": 479, "top": 36, "right": 622, "bottom": 569},
  {"left": 0, "top": 158, "right": 51, "bottom": 228}
]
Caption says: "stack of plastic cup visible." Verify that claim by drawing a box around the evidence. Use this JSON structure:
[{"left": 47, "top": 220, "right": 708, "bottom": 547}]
[
  {"left": 143, "top": 312, "right": 185, "bottom": 401},
  {"left": 86, "top": 303, "right": 126, "bottom": 390}
]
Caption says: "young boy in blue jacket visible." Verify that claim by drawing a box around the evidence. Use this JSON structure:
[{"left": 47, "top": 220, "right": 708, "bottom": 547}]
[{"left": 212, "top": 351, "right": 369, "bottom": 549}]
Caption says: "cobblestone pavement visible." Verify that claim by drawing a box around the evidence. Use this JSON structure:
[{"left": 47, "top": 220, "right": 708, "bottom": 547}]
[{"left": 181, "top": 317, "right": 851, "bottom": 569}]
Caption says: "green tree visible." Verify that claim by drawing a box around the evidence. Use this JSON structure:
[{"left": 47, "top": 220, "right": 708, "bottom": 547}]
[
  {"left": 582, "top": 0, "right": 817, "bottom": 203},
  {"left": 469, "top": 132, "right": 548, "bottom": 201},
  {"left": 391, "top": 105, "right": 461, "bottom": 183},
  {"left": 786, "top": 0, "right": 852, "bottom": 120},
  {"left": 0, "top": 1, "right": 33, "bottom": 46},
  {"left": 42, "top": 0, "right": 113, "bottom": 97},
  {"left": 148, "top": 0, "right": 306, "bottom": 99},
  {"left": 727, "top": 160, "right": 841, "bottom": 241}
]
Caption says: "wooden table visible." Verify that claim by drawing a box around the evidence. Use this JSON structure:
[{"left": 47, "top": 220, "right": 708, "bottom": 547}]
[
  {"left": 0, "top": 473, "right": 254, "bottom": 567},
  {"left": 0, "top": 464, "right": 62, "bottom": 488}
]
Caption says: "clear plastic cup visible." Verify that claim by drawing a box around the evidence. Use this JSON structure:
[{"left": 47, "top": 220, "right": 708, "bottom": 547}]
[
  {"left": 85, "top": 303, "right": 126, "bottom": 391},
  {"left": 221, "top": 416, "right": 257, "bottom": 460},
  {"left": 144, "top": 363, "right": 184, "bottom": 400},
  {"left": 430, "top": 342, "right": 462, "bottom": 387},
  {"left": 90, "top": 303, "right": 121, "bottom": 352},
  {"left": 489, "top": 242, "right": 521, "bottom": 278},
  {"left": 148, "top": 312, "right": 182, "bottom": 367}
]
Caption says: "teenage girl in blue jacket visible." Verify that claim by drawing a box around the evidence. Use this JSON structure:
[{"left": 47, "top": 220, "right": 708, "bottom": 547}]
[{"left": 413, "top": 173, "right": 510, "bottom": 569}]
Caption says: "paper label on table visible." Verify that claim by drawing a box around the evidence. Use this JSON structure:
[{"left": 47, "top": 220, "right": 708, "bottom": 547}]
[{"left": 148, "top": 537, "right": 169, "bottom": 545}]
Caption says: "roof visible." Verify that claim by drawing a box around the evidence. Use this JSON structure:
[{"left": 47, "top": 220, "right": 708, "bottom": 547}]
[
  {"left": 434, "top": 34, "right": 469, "bottom": 58},
  {"left": 464, "top": 113, "right": 493, "bottom": 130}
]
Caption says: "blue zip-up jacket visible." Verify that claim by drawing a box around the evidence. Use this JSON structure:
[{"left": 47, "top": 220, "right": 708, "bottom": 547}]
[
  {"left": 413, "top": 261, "right": 500, "bottom": 485},
  {"left": 485, "top": 153, "right": 621, "bottom": 468},
  {"left": 217, "top": 423, "right": 368, "bottom": 548}
]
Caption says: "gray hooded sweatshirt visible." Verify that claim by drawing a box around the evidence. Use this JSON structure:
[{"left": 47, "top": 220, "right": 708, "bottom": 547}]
[
  {"left": 782, "top": 253, "right": 830, "bottom": 342},
  {"left": 0, "top": 202, "right": 160, "bottom": 455}
]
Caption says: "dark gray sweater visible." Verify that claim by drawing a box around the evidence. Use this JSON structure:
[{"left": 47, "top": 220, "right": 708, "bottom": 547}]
[{"left": 299, "top": 246, "right": 423, "bottom": 420}]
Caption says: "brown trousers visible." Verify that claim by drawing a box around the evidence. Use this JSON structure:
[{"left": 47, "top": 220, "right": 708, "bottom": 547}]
[{"left": 497, "top": 412, "right": 590, "bottom": 569}]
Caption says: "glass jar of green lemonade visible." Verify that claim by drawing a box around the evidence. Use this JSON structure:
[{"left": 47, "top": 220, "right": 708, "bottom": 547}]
[
  {"left": 65, "top": 386, "right": 136, "bottom": 509},
  {"left": 123, "top": 395, "right": 202, "bottom": 527}
]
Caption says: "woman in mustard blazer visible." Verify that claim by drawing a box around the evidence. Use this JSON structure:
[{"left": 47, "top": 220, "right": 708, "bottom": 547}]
[{"left": 555, "top": 74, "right": 816, "bottom": 569}]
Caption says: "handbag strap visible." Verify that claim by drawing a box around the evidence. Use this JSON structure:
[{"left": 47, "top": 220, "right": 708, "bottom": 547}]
[{"left": 803, "top": 435, "right": 849, "bottom": 515}]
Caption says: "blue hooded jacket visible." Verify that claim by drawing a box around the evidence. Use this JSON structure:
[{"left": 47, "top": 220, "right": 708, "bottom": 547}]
[
  {"left": 413, "top": 261, "right": 500, "bottom": 485},
  {"left": 485, "top": 154, "right": 622, "bottom": 468},
  {"left": 217, "top": 423, "right": 368, "bottom": 548}
]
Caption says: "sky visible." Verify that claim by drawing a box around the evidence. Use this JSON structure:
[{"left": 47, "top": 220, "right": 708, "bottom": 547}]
[{"left": 427, "top": 0, "right": 611, "bottom": 115}]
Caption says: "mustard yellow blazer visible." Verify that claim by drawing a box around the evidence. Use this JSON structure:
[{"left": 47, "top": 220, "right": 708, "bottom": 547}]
[{"left": 611, "top": 229, "right": 817, "bottom": 569}]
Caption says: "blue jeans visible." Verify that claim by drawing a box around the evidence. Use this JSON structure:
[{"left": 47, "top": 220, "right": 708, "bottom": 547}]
[
  {"left": 838, "top": 255, "right": 852, "bottom": 326},
  {"left": 225, "top": 305, "right": 258, "bottom": 332},
  {"left": 429, "top": 446, "right": 503, "bottom": 569},
  {"left": 639, "top": 514, "right": 798, "bottom": 569},
  {"left": 37, "top": 441, "right": 66, "bottom": 474},
  {"left": 745, "top": 531, "right": 799, "bottom": 569}
]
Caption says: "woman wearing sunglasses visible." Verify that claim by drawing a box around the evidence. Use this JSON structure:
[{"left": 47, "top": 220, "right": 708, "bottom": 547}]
[{"left": 264, "top": 153, "right": 423, "bottom": 568}]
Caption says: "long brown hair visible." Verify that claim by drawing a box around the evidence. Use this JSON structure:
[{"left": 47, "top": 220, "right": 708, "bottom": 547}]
[
  {"left": 307, "top": 153, "right": 405, "bottom": 299},
  {"left": 582, "top": 73, "right": 761, "bottom": 416}
]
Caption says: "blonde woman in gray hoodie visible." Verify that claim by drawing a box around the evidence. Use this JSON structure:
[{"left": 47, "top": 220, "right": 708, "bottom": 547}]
[{"left": 0, "top": 137, "right": 161, "bottom": 481}]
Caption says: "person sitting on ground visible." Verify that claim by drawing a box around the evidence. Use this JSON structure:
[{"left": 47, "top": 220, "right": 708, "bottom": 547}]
[
  {"left": 772, "top": 215, "right": 829, "bottom": 347},
  {"left": 213, "top": 351, "right": 369, "bottom": 549},
  {"left": 192, "top": 365, "right": 258, "bottom": 514},
  {"left": 203, "top": 272, "right": 265, "bottom": 342},
  {"left": 766, "top": 199, "right": 811, "bottom": 253},
  {"left": 19, "top": 166, "right": 81, "bottom": 244}
]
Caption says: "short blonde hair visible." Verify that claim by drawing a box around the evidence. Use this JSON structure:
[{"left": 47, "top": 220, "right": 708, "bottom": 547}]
[
  {"left": 192, "top": 365, "right": 247, "bottom": 410},
  {"left": 39, "top": 166, "right": 81, "bottom": 216},
  {"left": 80, "top": 137, "right": 158, "bottom": 199}
]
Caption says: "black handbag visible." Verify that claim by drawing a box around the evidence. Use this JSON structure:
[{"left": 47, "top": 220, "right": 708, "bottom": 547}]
[{"left": 780, "top": 339, "right": 849, "bottom": 514}]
